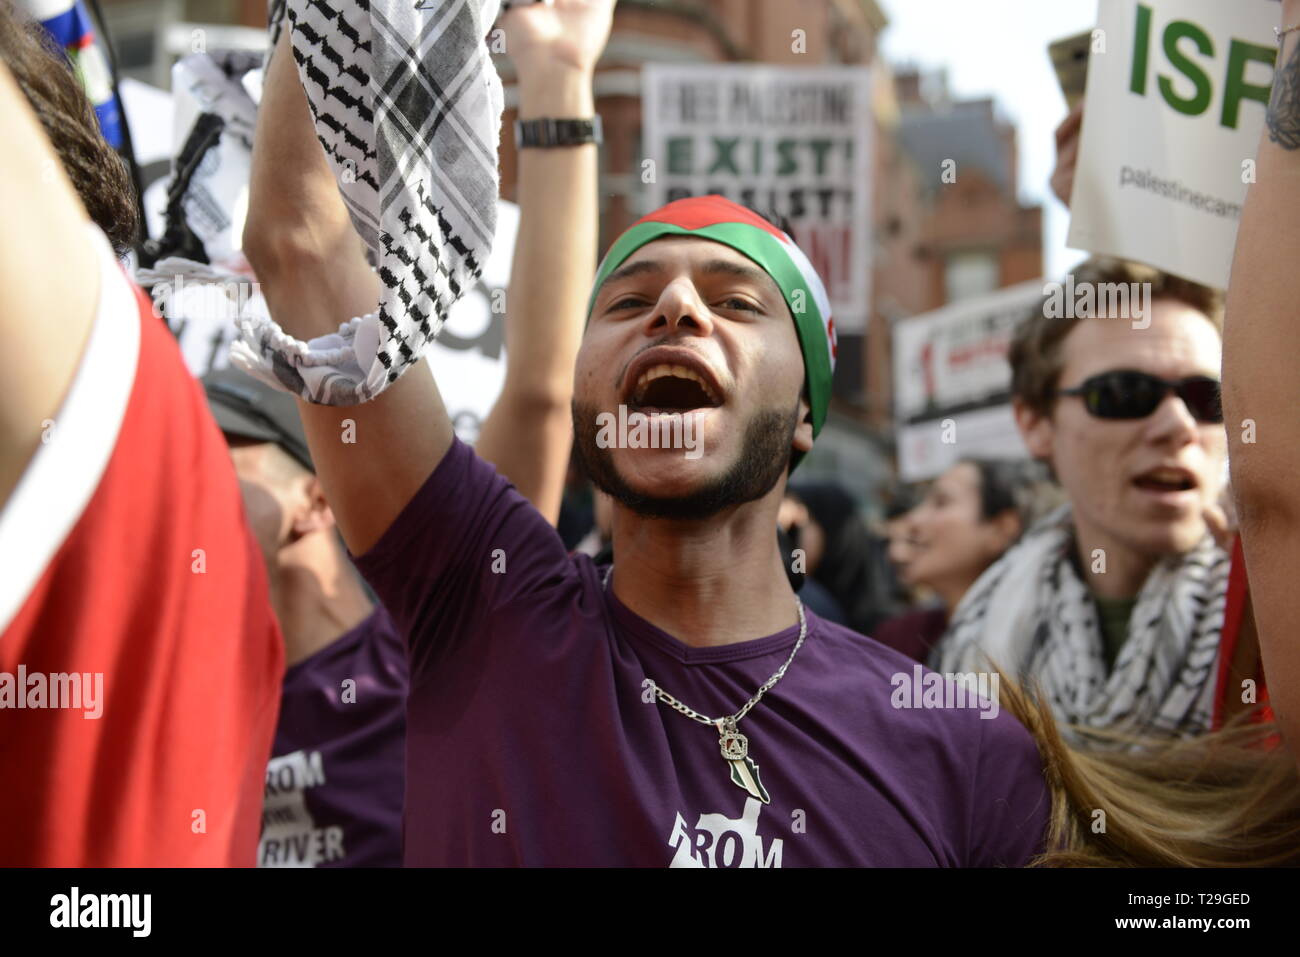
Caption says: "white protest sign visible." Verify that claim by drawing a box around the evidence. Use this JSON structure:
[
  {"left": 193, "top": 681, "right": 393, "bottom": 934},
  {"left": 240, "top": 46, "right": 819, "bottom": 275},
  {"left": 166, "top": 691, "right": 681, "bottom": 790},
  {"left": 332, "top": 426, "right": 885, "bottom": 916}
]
[
  {"left": 892, "top": 281, "right": 1040, "bottom": 482},
  {"left": 164, "top": 200, "right": 518, "bottom": 448},
  {"left": 1068, "top": 0, "right": 1279, "bottom": 289},
  {"left": 425, "top": 200, "right": 520, "bottom": 445},
  {"left": 896, "top": 407, "right": 1027, "bottom": 485},
  {"left": 136, "top": 53, "right": 518, "bottom": 443},
  {"left": 119, "top": 77, "right": 175, "bottom": 245},
  {"left": 169, "top": 51, "right": 262, "bottom": 268},
  {"left": 641, "top": 64, "right": 873, "bottom": 331}
]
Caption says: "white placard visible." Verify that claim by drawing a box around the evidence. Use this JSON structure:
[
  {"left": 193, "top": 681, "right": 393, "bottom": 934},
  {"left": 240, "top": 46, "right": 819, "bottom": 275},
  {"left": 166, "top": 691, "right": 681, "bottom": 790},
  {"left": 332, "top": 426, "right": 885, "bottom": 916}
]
[
  {"left": 425, "top": 201, "right": 520, "bottom": 445},
  {"left": 168, "top": 200, "right": 519, "bottom": 450},
  {"left": 133, "top": 56, "right": 518, "bottom": 445},
  {"left": 896, "top": 406, "right": 1028, "bottom": 484},
  {"left": 1068, "top": 0, "right": 1279, "bottom": 289},
  {"left": 641, "top": 64, "right": 873, "bottom": 331},
  {"left": 892, "top": 281, "right": 1042, "bottom": 481}
]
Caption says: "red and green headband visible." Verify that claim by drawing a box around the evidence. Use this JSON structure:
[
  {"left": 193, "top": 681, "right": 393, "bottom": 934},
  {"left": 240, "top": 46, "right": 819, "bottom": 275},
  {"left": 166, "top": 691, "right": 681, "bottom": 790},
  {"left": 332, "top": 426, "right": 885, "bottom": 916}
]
[{"left": 588, "top": 196, "right": 837, "bottom": 445}]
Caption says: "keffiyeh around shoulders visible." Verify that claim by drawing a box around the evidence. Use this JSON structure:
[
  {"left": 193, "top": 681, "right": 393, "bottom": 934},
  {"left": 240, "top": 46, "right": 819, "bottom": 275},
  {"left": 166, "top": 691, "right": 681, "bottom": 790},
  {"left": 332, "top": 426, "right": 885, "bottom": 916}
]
[
  {"left": 232, "top": 0, "right": 503, "bottom": 405},
  {"left": 929, "top": 505, "right": 1229, "bottom": 739}
]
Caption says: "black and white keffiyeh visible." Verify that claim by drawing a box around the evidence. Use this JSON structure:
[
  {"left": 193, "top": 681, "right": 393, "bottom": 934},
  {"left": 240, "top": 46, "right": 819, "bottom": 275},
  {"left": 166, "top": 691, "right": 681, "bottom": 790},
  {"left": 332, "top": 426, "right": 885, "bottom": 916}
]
[
  {"left": 232, "top": 0, "right": 503, "bottom": 404},
  {"left": 929, "top": 505, "right": 1229, "bottom": 739}
]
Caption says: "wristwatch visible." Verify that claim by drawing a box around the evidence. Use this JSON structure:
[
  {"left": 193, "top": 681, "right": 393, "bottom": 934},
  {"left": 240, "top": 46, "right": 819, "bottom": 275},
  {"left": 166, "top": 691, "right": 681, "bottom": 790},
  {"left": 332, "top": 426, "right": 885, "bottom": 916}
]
[{"left": 514, "top": 116, "right": 603, "bottom": 149}]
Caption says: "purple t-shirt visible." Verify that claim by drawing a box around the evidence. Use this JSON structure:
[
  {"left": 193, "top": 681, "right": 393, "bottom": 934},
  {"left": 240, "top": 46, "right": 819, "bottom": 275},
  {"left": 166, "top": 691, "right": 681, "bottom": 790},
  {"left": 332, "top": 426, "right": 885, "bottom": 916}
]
[
  {"left": 258, "top": 606, "right": 406, "bottom": 868},
  {"left": 355, "top": 440, "right": 1049, "bottom": 867}
]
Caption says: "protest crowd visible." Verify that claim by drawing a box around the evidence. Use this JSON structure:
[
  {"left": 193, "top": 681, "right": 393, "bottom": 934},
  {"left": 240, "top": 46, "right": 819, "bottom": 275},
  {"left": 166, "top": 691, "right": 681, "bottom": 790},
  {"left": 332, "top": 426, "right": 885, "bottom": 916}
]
[{"left": 5, "top": 0, "right": 1300, "bottom": 874}]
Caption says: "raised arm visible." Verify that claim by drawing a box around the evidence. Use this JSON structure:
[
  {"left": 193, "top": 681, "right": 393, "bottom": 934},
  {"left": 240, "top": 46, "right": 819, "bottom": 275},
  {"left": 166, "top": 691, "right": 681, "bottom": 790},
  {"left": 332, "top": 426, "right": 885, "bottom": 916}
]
[
  {"left": 1222, "top": 0, "right": 1300, "bottom": 759},
  {"left": 0, "top": 61, "right": 99, "bottom": 509},
  {"left": 474, "top": 0, "right": 615, "bottom": 523},
  {"left": 242, "top": 29, "right": 453, "bottom": 555}
]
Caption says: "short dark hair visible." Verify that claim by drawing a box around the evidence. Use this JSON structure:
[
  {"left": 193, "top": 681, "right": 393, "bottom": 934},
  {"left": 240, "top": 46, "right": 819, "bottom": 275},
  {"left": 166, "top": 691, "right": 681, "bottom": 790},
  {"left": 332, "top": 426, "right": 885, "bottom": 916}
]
[
  {"left": 747, "top": 205, "right": 793, "bottom": 237},
  {"left": 0, "top": 3, "right": 139, "bottom": 254},
  {"left": 1009, "top": 258, "right": 1223, "bottom": 418},
  {"left": 957, "top": 456, "right": 1059, "bottom": 532}
]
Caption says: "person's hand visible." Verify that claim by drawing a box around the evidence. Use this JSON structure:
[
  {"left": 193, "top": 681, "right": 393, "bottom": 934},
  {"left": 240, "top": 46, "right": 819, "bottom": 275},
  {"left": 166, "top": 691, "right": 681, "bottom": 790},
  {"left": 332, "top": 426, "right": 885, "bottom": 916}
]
[
  {"left": 1203, "top": 482, "right": 1239, "bottom": 552},
  {"left": 1050, "top": 103, "right": 1083, "bottom": 209},
  {"left": 500, "top": 0, "right": 616, "bottom": 78}
]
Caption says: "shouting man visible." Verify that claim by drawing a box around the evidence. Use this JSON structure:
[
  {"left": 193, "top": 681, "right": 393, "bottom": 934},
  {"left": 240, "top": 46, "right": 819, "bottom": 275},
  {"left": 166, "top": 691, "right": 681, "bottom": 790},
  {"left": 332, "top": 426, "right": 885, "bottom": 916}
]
[{"left": 243, "top": 0, "right": 1047, "bottom": 867}]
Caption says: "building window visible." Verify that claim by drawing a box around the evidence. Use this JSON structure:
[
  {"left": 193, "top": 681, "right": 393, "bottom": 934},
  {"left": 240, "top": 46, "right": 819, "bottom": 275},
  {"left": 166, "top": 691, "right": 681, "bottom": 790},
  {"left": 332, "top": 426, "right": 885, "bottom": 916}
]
[{"left": 944, "top": 252, "right": 998, "bottom": 303}]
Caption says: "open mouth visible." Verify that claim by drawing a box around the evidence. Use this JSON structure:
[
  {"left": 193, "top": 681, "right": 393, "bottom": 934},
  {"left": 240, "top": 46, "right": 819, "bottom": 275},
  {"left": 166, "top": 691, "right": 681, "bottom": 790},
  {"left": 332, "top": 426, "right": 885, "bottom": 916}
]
[
  {"left": 627, "top": 363, "right": 723, "bottom": 413},
  {"left": 1133, "top": 466, "right": 1197, "bottom": 493}
]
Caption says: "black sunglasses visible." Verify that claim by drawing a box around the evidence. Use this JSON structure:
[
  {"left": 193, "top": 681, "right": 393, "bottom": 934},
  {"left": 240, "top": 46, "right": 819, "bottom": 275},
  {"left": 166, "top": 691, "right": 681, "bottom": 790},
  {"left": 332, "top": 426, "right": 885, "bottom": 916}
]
[{"left": 1056, "top": 370, "right": 1223, "bottom": 423}]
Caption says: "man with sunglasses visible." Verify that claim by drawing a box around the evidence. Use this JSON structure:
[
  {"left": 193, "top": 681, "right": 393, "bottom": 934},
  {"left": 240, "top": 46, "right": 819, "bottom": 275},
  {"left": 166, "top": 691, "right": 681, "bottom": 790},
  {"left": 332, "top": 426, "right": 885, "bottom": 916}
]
[{"left": 933, "top": 258, "right": 1231, "bottom": 738}]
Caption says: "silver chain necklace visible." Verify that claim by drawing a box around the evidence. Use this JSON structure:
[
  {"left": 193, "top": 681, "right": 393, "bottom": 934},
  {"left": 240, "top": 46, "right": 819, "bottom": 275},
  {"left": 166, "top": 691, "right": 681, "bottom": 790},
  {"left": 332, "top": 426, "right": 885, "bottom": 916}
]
[{"left": 602, "top": 564, "right": 808, "bottom": 804}]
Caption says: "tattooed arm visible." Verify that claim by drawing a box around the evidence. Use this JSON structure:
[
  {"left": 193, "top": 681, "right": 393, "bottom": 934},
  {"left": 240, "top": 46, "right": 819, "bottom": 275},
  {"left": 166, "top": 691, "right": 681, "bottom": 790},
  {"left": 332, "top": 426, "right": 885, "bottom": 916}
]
[{"left": 1223, "top": 0, "right": 1300, "bottom": 760}]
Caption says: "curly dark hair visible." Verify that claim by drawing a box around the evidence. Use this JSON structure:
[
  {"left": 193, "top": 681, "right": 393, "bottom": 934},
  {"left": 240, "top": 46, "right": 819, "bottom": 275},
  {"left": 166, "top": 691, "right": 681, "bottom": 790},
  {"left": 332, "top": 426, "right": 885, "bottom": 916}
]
[{"left": 0, "top": 1, "right": 139, "bottom": 254}]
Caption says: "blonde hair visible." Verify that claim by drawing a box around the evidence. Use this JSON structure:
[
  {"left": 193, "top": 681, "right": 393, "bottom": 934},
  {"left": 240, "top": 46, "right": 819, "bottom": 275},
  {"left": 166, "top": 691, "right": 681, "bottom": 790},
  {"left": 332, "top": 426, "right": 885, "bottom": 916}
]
[{"left": 996, "top": 677, "right": 1300, "bottom": 867}]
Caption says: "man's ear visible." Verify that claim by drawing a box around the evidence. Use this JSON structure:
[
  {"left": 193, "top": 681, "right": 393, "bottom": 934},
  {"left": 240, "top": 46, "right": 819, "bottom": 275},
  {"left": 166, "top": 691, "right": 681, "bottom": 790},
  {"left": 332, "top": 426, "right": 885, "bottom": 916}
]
[
  {"left": 793, "top": 395, "right": 815, "bottom": 456},
  {"left": 1013, "top": 396, "right": 1053, "bottom": 461},
  {"left": 290, "top": 475, "right": 337, "bottom": 538}
]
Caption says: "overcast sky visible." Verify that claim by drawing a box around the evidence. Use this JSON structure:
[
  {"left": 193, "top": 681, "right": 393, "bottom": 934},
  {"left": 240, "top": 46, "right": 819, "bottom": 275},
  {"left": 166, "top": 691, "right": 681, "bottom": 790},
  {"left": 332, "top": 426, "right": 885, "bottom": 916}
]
[{"left": 878, "top": 0, "right": 1100, "bottom": 278}]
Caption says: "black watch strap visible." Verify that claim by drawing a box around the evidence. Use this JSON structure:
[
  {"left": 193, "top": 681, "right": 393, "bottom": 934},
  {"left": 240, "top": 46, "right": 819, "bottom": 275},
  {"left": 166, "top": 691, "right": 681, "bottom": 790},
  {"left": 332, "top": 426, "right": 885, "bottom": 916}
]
[{"left": 514, "top": 116, "right": 603, "bottom": 149}]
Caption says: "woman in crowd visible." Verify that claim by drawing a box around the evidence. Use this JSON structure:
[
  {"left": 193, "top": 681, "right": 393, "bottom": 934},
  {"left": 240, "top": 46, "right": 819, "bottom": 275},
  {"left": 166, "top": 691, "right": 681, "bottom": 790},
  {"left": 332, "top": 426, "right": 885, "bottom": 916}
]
[{"left": 873, "top": 458, "right": 1054, "bottom": 662}]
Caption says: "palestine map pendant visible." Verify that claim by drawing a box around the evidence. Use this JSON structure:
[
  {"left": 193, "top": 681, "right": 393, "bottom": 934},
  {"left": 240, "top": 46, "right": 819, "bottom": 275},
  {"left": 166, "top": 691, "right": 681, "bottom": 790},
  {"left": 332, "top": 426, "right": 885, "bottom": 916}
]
[{"left": 716, "top": 717, "right": 771, "bottom": 804}]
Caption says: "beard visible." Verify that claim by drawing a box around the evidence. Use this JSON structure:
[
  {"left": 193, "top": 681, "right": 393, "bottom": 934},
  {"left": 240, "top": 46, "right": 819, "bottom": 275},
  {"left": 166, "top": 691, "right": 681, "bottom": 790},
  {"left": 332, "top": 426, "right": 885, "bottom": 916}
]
[{"left": 572, "top": 399, "right": 800, "bottom": 521}]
